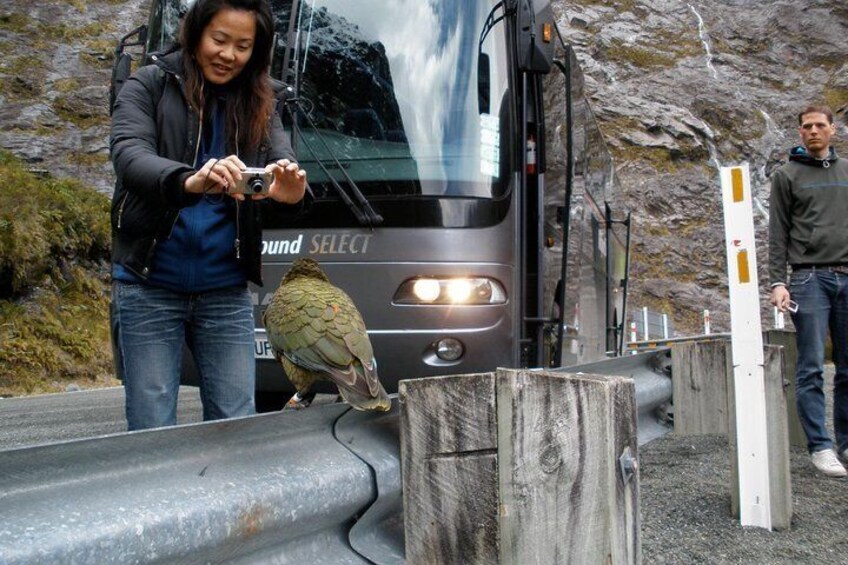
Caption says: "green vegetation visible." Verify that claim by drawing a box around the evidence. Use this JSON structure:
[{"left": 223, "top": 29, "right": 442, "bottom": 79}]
[
  {"left": 823, "top": 86, "right": 848, "bottom": 114},
  {"left": 52, "top": 93, "right": 110, "bottom": 129},
  {"left": 68, "top": 150, "right": 110, "bottom": 168},
  {"left": 0, "top": 75, "right": 43, "bottom": 99},
  {"left": 570, "top": 0, "right": 638, "bottom": 12},
  {"left": 0, "top": 11, "right": 115, "bottom": 50},
  {"left": 0, "top": 150, "right": 116, "bottom": 396},
  {"left": 611, "top": 143, "right": 709, "bottom": 174},
  {"left": 607, "top": 39, "right": 676, "bottom": 69},
  {"left": 81, "top": 38, "right": 116, "bottom": 69},
  {"left": 0, "top": 12, "right": 30, "bottom": 35},
  {"left": 53, "top": 78, "right": 81, "bottom": 93},
  {"left": 61, "top": 0, "right": 89, "bottom": 11},
  {"left": 1, "top": 54, "right": 44, "bottom": 76},
  {"left": 0, "top": 54, "right": 47, "bottom": 99}
]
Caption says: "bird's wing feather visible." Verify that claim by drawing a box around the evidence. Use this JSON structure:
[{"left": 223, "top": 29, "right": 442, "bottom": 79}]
[{"left": 265, "top": 272, "right": 387, "bottom": 407}]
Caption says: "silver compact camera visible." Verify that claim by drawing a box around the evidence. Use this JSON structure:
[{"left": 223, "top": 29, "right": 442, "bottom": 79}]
[{"left": 233, "top": 167, "right": 272, "bottom": 195}]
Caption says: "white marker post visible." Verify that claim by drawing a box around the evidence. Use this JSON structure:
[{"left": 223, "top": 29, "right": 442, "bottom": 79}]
[
  {"left": 720, "top": 164, "right": 771, "bottom": 530},
  {"left": 774, "top": 307, "right": 785, "bottom": 330}
]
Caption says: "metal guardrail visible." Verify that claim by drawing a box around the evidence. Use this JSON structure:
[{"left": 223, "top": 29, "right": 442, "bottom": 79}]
[
  {"left": 555, "top": 348, "right": 673, "bottom": 444},
  {"left": 0, "top": 351, "right": 672, "bottom": 563},
  {"left": 0, "top": 403, "right": 403, "bottom": 564},
  {"left": 626, "top": 332, "right": 731, "bottom": 352}
]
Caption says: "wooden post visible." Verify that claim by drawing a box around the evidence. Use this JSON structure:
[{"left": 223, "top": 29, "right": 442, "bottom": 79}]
[
  {"left": 672, "top": 336, "right": 802, "bottom": 448},
  {"left": 670, "top": 338, "right": 793, "bottom": 529},
  {"left": 400, "top": 369, "right": 640, "bottom": 565},
  {"left": 763, "top": 329, "right": 806, "bottom": 449},
  {"left": 729, "top": 344, "right": 793, "bottom": 530},
  {"left": 670, "top": 340, "right": 731, "bottom": 435},
  {"left": 399, "top": 373, "right": 499, "bottom": 563}
]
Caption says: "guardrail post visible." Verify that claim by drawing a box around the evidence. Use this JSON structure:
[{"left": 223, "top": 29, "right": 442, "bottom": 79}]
[
  {"left": 670, "top": 338, "right": 793, "bottom": 529},
  {"left": 670, "top": 339, "right": 731, "bottom": 435},
  {"left": 672, "top": 334, "right": 804, "bottom": 448},
  {"left": 400, "top": 368, "right": 640, "bottom": 564},
  {"left": 763, "top": 329, "right": 806, "bottom": 449},
  {"left": 399, "top": 373, "right": 499, "bottom": 563}
]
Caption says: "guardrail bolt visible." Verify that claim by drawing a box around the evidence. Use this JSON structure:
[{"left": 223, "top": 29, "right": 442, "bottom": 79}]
[{"left": 619, "top": 446, "right": 638, "bottom": 485}]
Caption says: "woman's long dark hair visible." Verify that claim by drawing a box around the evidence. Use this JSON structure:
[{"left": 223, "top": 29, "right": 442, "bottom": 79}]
[{"left": 181, "top": 0, "right": 275, "bottom": 152}]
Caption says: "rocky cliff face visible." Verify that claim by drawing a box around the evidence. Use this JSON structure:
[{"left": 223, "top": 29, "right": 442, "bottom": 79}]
[
  {"left": 0, "top": 0, "right": 148, "bottom": 193},
  {"left": 549, "top": 0, "right": 848, "bottom": 334},
  {"left": 1, "top": 0, "right": 846, "bottom": 336}
]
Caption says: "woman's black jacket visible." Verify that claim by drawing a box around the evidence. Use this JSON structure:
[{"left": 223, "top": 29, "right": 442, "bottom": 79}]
[{"left": 109, "top": 50, "right": 308, "bottom": 286}]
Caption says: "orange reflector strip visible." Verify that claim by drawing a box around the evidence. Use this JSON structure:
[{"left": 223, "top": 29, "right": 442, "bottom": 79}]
[
  {"left": 731, "top": 168, "right": 744, "bottom": 202},
  {"left": 737, "top": 250, "right": 750, "bottom": 283},
  {"left": 543, "top": 23, "right": 553, "bottom": 43}
]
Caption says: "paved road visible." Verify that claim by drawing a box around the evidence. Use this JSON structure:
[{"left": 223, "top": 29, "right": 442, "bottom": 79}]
[{"left": 0, "top": 387, "right": 204, "bottom": 451}]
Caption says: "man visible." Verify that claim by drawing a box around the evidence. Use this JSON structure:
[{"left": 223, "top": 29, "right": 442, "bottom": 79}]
[{"left": 769, "top": 104, "right": 848, "bottom": 477}]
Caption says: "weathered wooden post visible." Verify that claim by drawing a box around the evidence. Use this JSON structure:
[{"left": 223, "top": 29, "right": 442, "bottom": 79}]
[
  {"left": 763, "top": 329, "right": 806, "bottom": 449},
  {"left": 670, "top": 339, "right": 731, "bottom": 435},
  {"left": 400, "top": 368, "right": 640, "bottom": 564},
  {"left": 670, "top": 338, "right": 793, "bottom": 530},
  {"left": 399, "top": 373, "right": 499, "bottom": 562}
]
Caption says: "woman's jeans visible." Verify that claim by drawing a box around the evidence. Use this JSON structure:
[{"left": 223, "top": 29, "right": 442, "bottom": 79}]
[
  {"left": 789, "top": 268, "right": 848, "bottom": 454},
  {"left": 111, "top": 281, "right": 256, "bottom": 431}
]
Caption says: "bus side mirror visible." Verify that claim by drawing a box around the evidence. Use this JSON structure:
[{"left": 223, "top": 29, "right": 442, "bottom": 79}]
[
  {"left": 478, "top": 52, "right": 490, "bottom": 114},
  {"left": 515, "top": 0, "right": 555, "bottom": 74},
  {"left": 110, "top": 52, "right": 133, "bottom": 115},
  {"left": 109, "top": 24, "right": 148, "bottom": 115}
]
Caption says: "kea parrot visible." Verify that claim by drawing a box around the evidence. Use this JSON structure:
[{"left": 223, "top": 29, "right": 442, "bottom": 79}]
[{"left": 263, "top": 257, "right": 391, "bottom": 412}]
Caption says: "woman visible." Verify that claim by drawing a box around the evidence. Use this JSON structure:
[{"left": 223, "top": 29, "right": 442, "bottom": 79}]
[{"left": 110, "top": 0, "right": 308, "bottom": 430}]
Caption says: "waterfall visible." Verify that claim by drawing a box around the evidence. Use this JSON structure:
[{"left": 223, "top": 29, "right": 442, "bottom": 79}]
[
  {"left": 686, "top": 5, "right": 777, "bottom": 222},
  {"left": 748, "top": 109, "right": 791, "bottom": 223},
  {"left": 686, "top": 109, "right": 722, "bottom": 169},
  {"left": 690, "top": 4, "right": 718, "bottom": 80}
]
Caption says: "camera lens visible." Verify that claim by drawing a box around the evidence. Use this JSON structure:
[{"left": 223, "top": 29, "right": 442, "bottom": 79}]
[{"left": 248, "top": 176, "right": 266, "bottom": 193}]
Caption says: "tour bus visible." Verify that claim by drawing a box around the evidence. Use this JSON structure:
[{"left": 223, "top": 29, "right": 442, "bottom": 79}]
[{"left": 112, "top": 0, "right": 631, "bottom": 398}]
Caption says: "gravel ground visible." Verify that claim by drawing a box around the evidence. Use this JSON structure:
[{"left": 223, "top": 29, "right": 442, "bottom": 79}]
[{"left": 640, "top": 366, "right": 847, "bottom": 564}]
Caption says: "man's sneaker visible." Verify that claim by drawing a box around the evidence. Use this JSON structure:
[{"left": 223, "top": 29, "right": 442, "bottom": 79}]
[{"left": 811, "top": 448, "right": 847, "bottom": 477}]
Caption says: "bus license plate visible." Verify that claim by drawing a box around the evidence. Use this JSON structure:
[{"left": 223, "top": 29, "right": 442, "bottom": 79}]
[{"left": 254, "top": 337, "right": 274, "bottom": 359}]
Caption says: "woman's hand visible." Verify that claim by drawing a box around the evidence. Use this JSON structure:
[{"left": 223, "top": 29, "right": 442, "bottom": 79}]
[
  {"left": 184, "top": 155, "right": 248, "bottom": 200},
  {"left": 260, "top": 159, "right": 307, "bottom": 204}
]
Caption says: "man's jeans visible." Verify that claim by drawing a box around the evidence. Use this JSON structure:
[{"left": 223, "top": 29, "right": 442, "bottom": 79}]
[
  {"left": 790, "top": 268, "right": 848, "bottom": 454},
  {"left": 111, "top": 282, "right": 256, "bottom": 431}
]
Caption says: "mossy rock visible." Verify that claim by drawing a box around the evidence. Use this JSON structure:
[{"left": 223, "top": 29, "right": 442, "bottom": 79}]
[
  {"left": 52, "top": 91, "right": 110, "bottom": 129},
  {"left": 0, "top": 75, "right": 43, "bottom": 99},
  {"left": 606, "top": 40, "right": 676, "bottom": 69},
  {"left": 0, "top": 150, "right": 114, "bottom": 395},
  {"left": 0, "top": 150, "right": 110, "bottom": 297}
]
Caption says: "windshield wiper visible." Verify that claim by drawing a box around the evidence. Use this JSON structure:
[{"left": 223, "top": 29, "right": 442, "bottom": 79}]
[
  {"left": 282, "top": 92, "right": 383, "bottom": 227},
  {"left": 281, "top": 0, "right": 382, "bottom": 228}
]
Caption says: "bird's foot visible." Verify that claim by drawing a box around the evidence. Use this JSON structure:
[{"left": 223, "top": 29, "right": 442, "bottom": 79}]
[{"left": 283, "top": 391, "right": 313, "bottom": 410}]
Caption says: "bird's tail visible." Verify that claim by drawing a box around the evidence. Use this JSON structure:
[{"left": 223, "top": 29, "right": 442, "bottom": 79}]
[{"left": 338, "top": 383, "right": 391, "bottom": 412}]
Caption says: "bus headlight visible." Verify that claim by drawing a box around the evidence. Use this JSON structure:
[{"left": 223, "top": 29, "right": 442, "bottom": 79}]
[
  {"left": 394, "top": 277, "right": 507, "bottom": 305},
  {"left": 412, "top": 279, "right": 441, "bottom": 302}
]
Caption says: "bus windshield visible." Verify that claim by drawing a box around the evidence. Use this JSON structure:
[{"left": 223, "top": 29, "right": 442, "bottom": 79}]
[
  {"left": 145, "top": 0, "right": 514, "bottom": 227},
  {"left": 280, "top": 0, "right": 514, "bottom": 227}
]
